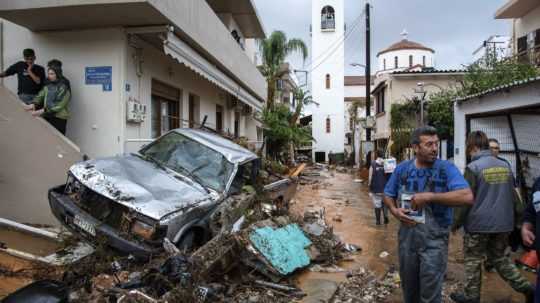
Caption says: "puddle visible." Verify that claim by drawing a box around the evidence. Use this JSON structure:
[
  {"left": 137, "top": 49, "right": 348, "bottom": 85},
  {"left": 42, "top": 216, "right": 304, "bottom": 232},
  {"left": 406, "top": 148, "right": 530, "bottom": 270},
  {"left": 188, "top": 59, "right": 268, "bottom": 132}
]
[
  {"left": 0, "top": 228, "right": 60, "bottom": 257},
  {"left": 0, "top": 252, "right": 34, "bottom": 298}
]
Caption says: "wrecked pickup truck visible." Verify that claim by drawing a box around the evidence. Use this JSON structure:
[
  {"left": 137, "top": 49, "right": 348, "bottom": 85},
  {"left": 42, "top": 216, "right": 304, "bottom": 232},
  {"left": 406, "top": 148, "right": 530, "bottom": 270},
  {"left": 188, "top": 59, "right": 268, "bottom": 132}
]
[{"left": 48, "top": 129, "right": 296, "bottom": 258}]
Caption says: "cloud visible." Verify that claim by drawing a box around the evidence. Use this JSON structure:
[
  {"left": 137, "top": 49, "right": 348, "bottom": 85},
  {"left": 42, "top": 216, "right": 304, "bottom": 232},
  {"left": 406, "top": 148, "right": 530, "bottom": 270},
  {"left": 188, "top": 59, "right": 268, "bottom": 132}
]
[{"left": 253, "top": 0, "right": 510, "bottom": 75}]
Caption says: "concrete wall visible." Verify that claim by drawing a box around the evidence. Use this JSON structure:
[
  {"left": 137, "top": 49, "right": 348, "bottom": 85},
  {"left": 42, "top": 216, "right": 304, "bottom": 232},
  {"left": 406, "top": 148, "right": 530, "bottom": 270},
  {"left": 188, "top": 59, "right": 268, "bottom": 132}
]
[
  {"left": 515, "top": 4, "right": 540, "bottom": 41},
  {"left": 124, "top": 37, "right": 260, "bottom": 152},
  {"left": 2, "top": 21, "right": 125, "bottom": 158},
  {"left": 377, "top": 49, "right": 434, "bottom": 74},
  {"left": 148, "top": 0, "right": 266, "bottom": 101},
  {"left": 454, "top": 82, "right": 540, "bottom": 172},
  {"left": 344, "top": 84, "right": 366, "bottom": 98},
  {"left": 0, "top": 86, "right": 82, "bottom": 226},
  {"left": 311, "top": 0, "right": 345, "bottom": 161}
]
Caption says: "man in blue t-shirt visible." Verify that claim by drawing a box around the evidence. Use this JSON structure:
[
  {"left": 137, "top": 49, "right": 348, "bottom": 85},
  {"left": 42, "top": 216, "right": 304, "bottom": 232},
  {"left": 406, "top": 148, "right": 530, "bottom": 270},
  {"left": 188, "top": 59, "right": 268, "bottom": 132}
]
[{"left": 384, "top": 126, "right": 473, "bottom": 303}]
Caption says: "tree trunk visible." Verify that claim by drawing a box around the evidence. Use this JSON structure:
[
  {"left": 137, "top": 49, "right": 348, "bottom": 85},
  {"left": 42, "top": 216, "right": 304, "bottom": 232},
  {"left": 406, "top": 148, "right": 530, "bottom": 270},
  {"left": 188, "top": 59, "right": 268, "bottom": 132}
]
[{"left": 267, "top": 78, "right": 276, "bottom": 109}]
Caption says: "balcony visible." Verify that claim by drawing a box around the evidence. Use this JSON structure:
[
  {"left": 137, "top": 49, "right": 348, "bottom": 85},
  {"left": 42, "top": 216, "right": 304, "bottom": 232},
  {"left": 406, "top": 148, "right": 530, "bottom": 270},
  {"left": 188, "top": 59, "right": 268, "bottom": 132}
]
[{"left": 321, "top": 19, "right": 335, "bottom": 31}]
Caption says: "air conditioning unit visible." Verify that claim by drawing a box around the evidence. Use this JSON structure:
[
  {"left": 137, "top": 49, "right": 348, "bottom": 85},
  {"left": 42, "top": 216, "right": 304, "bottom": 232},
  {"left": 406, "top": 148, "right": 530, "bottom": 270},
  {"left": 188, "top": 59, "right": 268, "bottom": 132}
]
[{"left": 126, "top": 99, "right": 146, "bottom": 123}]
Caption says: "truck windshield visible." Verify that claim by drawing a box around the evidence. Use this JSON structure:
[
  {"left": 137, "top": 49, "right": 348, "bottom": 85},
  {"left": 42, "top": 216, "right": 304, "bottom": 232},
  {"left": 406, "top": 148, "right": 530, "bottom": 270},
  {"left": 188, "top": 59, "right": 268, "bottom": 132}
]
[{"left": 140, "top": 132, "right": 234, "bottom": 192}]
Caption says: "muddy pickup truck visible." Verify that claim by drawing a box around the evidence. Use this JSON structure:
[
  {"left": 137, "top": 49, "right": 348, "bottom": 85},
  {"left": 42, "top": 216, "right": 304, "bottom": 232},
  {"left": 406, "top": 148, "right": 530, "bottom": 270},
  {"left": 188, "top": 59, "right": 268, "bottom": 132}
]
[{"left": 48, "top": 129, "right": 295, "bottom": 258}]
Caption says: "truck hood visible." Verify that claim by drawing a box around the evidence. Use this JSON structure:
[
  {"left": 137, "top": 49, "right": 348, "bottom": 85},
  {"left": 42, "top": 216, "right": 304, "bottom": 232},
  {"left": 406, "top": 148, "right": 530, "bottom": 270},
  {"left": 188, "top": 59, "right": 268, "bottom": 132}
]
[{"left": 69, "top": 154, "right": 212, "bottom": 220}]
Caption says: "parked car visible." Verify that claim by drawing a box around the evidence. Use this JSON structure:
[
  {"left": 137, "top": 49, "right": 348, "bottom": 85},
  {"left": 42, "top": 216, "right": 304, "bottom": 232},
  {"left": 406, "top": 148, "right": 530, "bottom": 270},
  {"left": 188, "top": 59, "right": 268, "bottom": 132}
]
[{"left": 48, "top": 129, "right": 295, "bottom": 258}]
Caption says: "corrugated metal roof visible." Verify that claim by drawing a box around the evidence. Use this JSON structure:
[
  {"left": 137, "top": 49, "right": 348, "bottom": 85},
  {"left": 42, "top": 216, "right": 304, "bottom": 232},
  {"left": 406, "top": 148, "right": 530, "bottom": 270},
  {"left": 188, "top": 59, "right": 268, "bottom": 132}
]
[{"left": 455, "top": 76, "right": 540, "bottom": 103}]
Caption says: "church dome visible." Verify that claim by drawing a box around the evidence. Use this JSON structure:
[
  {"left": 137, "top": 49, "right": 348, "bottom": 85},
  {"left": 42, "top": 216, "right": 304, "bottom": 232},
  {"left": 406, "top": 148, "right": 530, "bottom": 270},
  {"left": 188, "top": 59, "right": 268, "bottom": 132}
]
[{"left": 377, "top": 39, "right": 434, "bottom": 57}]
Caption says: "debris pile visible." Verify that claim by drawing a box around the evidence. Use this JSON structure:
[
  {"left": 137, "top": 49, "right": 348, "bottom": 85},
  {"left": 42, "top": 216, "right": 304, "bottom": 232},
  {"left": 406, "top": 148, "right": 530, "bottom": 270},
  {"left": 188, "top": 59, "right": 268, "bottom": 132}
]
[
  {"left": 2, "top": 164, "right": 380, "bottom": 302},
  {"left": 331, "top": 267, "right": 400, "bottom": 303}
]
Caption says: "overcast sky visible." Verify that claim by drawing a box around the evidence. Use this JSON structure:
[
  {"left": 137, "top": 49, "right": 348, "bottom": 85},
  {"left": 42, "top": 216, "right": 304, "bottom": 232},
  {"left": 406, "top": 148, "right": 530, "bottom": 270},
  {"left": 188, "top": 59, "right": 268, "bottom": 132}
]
[{"left": 253, "top": 0, "right": 510, "bottom": 78}]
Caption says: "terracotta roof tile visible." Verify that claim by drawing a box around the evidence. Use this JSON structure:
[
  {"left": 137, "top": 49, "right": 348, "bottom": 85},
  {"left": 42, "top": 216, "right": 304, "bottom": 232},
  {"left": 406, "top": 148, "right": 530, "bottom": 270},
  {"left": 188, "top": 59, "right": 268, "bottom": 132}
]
[{"left": 377, "top": 39, "right": 435, "bottom": 56}]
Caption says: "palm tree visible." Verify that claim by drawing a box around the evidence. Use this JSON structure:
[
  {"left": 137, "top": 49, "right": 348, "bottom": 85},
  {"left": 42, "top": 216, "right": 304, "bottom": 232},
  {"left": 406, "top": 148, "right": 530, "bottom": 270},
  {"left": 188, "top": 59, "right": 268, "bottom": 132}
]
[
  {"left": 259, "top": 31, "right": 308, "bottom": 108},
  {"left": 290, "top": 88, "right": 316, "bottom": 126}
]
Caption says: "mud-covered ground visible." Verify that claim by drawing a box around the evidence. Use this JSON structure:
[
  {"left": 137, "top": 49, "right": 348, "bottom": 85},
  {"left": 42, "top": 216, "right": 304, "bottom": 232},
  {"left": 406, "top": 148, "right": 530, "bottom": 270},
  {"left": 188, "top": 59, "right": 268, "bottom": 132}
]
[
  {"left": 0, "top": 167, "right": 536, "bottom": 302},
  {"left": 291, "top": 169, "right": 535, "bottom": 303}
]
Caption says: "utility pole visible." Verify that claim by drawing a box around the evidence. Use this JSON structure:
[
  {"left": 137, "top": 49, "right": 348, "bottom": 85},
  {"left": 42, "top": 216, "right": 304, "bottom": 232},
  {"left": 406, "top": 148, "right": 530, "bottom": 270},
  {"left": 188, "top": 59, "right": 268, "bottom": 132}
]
[{"left": 365, "top": 1, "right": 371, "bottom": 141}]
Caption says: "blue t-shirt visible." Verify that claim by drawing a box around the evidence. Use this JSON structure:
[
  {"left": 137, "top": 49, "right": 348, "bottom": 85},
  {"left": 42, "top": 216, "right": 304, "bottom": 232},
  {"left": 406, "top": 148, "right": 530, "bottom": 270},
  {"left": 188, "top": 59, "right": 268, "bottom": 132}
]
[{"left": 384, "top": 159, "right": 469, "bottom": 227}]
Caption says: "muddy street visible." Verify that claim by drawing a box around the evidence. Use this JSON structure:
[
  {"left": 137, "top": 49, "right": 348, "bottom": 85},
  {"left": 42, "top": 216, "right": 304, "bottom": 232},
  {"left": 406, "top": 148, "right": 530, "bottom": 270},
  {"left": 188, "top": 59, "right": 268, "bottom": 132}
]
[{"left": 292, "top": 169, "right": 535, "bottom": 303}]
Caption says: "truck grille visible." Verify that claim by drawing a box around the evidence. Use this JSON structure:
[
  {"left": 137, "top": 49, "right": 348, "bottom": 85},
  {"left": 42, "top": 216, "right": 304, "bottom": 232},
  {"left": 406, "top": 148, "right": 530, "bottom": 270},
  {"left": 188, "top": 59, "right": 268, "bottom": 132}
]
[{"left": 68, "top": 183, "right": 128, "bottom": 231}]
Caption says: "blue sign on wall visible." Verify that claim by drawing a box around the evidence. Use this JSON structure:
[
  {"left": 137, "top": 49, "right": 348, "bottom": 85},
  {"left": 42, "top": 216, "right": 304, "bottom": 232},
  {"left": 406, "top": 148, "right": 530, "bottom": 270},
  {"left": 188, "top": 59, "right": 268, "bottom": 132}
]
[{"left": 85, "top": 66, "right": 112, "bottom": 91}]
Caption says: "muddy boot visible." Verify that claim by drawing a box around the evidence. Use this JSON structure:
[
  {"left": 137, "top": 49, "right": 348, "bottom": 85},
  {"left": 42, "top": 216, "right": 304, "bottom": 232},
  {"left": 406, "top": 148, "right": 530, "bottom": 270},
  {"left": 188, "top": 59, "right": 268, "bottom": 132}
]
[
  {"left": 375, "top": 208, "right": 381, "bottom": 225},
  {"left": 450, "top": 292, "right": 479, "bottom": 303}
]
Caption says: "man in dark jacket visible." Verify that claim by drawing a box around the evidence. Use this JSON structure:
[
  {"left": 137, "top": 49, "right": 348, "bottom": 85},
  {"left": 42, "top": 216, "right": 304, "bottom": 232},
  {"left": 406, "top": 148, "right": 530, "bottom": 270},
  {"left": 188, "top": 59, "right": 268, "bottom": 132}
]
[
  {"left": 522, "top": 176, "right": 540, "bottom": 303},
  {"left": 451, "top": 131, "right": 534, "bottom": 303},
  {"left": 0, "top": 48, "right": 45, "bottom": 104},
  {"left": 369, "top": 150, "right": 389, "bottom": 225}
]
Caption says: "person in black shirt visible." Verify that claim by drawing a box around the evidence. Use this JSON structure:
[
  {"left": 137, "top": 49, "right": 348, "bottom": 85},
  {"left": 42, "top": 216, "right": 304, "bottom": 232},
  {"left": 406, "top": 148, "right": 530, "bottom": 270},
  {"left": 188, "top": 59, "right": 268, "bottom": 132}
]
[{"left": 0, "top": 48, "right": 45, "bottom": 104}]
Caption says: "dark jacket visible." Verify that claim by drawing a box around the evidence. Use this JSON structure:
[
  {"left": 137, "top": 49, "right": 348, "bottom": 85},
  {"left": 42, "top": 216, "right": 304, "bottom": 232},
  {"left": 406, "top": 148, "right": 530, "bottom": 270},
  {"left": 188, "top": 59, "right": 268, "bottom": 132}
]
[
  {"left": 33, "top": 80, "right": 70, "bottom": 120},
  {"left": 523, "top": 177, "right": 540, "bottom": 252},
  {"left": 464, "top": 150, "right": 516, "bottom": 233}
]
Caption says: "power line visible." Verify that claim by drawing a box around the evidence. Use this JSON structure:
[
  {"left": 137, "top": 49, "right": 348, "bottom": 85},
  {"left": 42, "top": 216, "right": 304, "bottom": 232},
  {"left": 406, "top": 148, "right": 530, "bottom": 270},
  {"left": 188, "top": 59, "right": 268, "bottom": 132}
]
[
  {"left": 307, "top": 11, "right": 365, "bottom": 70},
  {"left": 309, "top": 10, "right": 365, "bottom": 73}
]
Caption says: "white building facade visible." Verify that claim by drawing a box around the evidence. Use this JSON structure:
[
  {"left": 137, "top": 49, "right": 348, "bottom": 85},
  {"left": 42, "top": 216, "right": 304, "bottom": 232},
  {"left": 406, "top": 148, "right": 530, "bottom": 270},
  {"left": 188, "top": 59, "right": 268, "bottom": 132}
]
[
  {"left": 0, "top": 0, "right": 267, "bottom": 159},
  {"left": 0, "top": 0, "right": 267, "bottom": 226},
  {"left": 311, "top": 0, "right": 346, "bottom": 163}
]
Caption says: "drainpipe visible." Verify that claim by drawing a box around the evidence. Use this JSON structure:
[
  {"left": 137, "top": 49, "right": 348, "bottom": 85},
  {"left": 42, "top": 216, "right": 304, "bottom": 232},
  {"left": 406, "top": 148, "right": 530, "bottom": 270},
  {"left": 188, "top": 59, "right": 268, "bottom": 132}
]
[{"left": 0, "top": 21, "right": 3, "bottom": 85}]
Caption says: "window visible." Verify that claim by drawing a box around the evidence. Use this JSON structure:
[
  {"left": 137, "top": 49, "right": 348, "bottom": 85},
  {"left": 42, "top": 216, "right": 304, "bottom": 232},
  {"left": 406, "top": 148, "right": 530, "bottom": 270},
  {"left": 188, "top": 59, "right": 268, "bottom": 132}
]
[
  {"left": 422, "top": 56, "right": 426, "bottom": 66},
  {"left": 326, "top": 74, "right": 331, "bottom": 89},
  {"left": 376, "top": 89, "right": 385, "bottom": 114},
  {"left": 188, "top": 93, "right": 200, "bottom": 128},
  {"left": 394, "top": 56, "right": 398, "bottom": 69},
  {"left": 321, "top": 6, "right": 335, "bottom": 30},
  {"left": 383, "top": 59, "right": 386, "bottom": 70},
  {"left": 216, "top": 105, "right": 223, "bottom": 133},
  {"left": 409, "top": 55, "right": 413, "bottom": 67},
  {"left": 326, "top": 117, "right": 331, "bottom": 133},
  {"left": 140, "top": 132, "right": 234, "bottom": 192},
  {"left": 234, "top": 111, "right": 240, "bottom": 138},
  {"left": 151, "top": 80, "right": 181, "bottom": 138}
]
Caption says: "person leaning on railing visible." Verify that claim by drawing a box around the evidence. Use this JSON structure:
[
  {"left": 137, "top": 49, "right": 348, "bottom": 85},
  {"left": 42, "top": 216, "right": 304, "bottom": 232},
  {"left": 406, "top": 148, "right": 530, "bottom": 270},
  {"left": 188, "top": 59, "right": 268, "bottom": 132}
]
[{"left": 23, "top": 65, "right": 70, "bottom": 135}]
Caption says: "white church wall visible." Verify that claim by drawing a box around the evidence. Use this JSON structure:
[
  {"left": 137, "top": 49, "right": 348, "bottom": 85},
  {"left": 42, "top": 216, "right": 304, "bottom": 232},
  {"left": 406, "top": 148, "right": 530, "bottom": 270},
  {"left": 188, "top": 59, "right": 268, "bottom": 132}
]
[
  {"left": 311, "top": 0, "right": 345, "bottom": 162},
  {"left": 377, "top": 49, "right": 434, "bottom": 74}
]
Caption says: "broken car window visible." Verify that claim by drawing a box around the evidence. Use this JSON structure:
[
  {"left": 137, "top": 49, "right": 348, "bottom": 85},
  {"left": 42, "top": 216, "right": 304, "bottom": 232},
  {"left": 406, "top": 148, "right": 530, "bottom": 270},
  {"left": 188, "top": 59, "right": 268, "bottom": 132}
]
[{"left": 140, "top": 132, "right": 234, "bottom": 192}]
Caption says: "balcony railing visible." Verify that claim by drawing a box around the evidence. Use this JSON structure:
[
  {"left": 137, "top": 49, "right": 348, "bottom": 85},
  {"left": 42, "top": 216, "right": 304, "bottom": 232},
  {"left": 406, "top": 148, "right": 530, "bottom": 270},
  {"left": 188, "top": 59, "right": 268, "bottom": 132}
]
[{"left": 321, "top": 19, "right": 335, "bottom": 31}]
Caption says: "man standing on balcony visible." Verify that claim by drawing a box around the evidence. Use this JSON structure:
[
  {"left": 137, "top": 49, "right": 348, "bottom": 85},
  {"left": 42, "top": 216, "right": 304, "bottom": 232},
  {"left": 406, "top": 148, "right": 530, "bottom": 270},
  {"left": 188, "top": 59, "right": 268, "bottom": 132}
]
[{"left": 0, "top": 48, "right": 45, "bottom": 104}]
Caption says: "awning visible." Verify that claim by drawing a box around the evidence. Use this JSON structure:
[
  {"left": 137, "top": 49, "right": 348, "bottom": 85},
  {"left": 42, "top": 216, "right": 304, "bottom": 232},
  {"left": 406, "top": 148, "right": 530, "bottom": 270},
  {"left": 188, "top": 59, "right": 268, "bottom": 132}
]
[{"left": 163, "top": 32, "right": 263, "bottom": 112}]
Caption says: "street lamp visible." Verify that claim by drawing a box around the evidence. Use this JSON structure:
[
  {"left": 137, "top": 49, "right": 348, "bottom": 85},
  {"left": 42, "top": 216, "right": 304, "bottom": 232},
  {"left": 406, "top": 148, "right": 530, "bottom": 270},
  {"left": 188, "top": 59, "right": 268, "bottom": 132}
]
[
  {"left": 350, "top": 63, "right": 366, "bottom": 68},
  {"left": 414, "top": 82, "right": 443, "bottom": 126},
  {"left": 414, "top": 82, "right": 427, "bottom": 126}
]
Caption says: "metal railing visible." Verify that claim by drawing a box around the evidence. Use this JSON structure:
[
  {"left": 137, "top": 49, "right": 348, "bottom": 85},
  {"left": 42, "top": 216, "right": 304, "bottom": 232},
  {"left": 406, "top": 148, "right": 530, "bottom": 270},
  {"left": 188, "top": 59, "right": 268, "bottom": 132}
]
[{"left": 321, "top": 19, "right": 335, "bottom": 30}]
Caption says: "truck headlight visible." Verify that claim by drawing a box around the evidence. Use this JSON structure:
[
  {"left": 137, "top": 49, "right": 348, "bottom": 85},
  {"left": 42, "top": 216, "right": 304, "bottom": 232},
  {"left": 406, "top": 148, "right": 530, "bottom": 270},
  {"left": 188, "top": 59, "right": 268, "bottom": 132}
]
[{"left": 131, "top": 221, "right": 155, "bottom": 241}]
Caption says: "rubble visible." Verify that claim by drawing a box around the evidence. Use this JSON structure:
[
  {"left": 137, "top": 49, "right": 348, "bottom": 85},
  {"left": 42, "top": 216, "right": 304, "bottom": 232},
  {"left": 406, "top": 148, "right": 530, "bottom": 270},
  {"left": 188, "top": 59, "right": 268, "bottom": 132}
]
[
  {"left": 331, "top": 267, "right": 400, "bottom": 303},
  {"left": 2, "top": 163, "right": 384, "bottom": 303}
]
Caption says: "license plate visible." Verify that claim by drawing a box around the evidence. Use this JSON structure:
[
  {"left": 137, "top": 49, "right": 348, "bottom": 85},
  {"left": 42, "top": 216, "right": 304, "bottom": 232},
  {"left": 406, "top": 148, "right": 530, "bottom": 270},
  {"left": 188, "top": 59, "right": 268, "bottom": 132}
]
[{"left": 73, "top": 215, "right": 96, "bottom": 236}]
